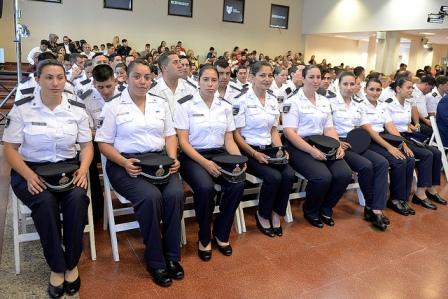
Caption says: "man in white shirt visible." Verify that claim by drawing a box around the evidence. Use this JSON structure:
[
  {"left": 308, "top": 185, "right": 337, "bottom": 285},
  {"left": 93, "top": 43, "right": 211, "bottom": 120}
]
[
  {"left": 80, "top": 43, "right": 95, "bottom": 59},
  {"left": 26, "top": 40, "right": 51, "bottom": 65}
]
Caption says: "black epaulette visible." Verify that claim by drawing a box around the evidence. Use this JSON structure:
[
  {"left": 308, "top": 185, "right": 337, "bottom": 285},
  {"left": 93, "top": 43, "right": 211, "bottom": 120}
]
[
  {"left": 242, "top": 83, "right": 249, "bottom": 89},
  {"left": 230, "top": 77, "right": 237, "bottom": 83},
  {"left": 149, "top": 80, "right": 157, "bottom": 90},
  {"left": 15, "top": 95, "right": 34, "bottom": 106},
  {"left": 352, "top": 96, "right": 363, "bottom": 103},
  {"left": 178, "top": 94, "right": 193, "bottom": 104},
  {"left": 107, "top": 93, "right": 121, "bottom": 102},
  {"left": 67, "top": 80, "right": 75, "bottom": 86},
  {"left": 68, "top": 99, "right": 86, "bottom": 108},
  {"left": 219, "top": 97, "right": 231, "bottom": 105},
  {"left": 80, "top": 78, "right": 91, "bottom": 85},
  {"left": 432, "top": 92, "right": 438, "bottom": 97},
  {"left": 287, "top": 88, "right": 299, "bottom": 99},
  {"left": 327, "top": 90, "right": 337, "bottom": 98},
  {"left": 385, "top": 98, "right": 393, "bottom": 103},
  {"left": 234, "top": 88, "right": 248, "bottom": 99},
  {"left": 20, "top": 87, "right": 35, "bottom": 95},
  {"left": 117, "top": 84, "right": 126, "bottom": 92},
  {"left": 20, "top": 76, "right": 32, "bottom": 84},
  {"left": 316, "top": 87, "right": 326, "bottom": 96},
  {"left": 184, "top": 79, "right": 197, "bottom": 89},
  {"left": 285, "top": 87, "right": 292, "bottom": 95},
  {"left": 266, "top": 89, "right": 274, "bottom": 96},
  {"left": 229, "top": 84, "right": 242, "bottom": 92},
  {"left": 148, "top": 92, "right": 167, "bottom": 101},
  {"left": 79, "top": 89, "right": 93, "bottom": 100},
  {"left": 64, "top": 89, "right": 73, "bottom": 95}
]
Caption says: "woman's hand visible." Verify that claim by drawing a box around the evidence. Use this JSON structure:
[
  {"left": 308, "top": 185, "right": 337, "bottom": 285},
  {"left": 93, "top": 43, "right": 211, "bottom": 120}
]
[
  {"left": 124, "top": 158, "right": 142, "bottom": 177},
  {"left": 310, "top": 147, "right": 327, "bottom": 161},
  {"left": 387, "top": 146, "right": 406, "bottom": 160},
  {"left": 26, "top": 172, "right": 46, "bottom": 195},
  {"left": 204, "top": 160, "right": 221, "bottom": 177},
  {"left": 253, "top": 151, "right": 269, "bottom": 164},
  {"left": 169, "top": 158, "right": 180, "bottom": 174},
  {"left": 340, "top": 141, "right": 351, "bottom": 151},
  {"left": 73, "top": 168, "right": 89, "bottom": 189},
  {"left": 336, "top": 146, "right": 345, "bottom": 159},
  {"left": 403, "top": 143, "right": 414, "bottom": 157},
  {"left": 285, "top": 151, "right": 290, "bottom": 160}
]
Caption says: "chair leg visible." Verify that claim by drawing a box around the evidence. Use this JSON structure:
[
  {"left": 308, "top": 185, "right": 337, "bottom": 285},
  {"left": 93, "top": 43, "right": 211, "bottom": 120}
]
[
  {"left": 356, "top": 188, "right": 366, "bottom": 207},
  {"left": 234, "top": 206, "right": 244, "bottom": 234},
  {"left": 11, "top": 188, "right": 21, "bottom": 274},
  {"left": 284, "top": 201, "right": 293, "bottom": 223},
  {"left": 103, "top": 196, "right": 108, "bottom": 231},
  {"left": 180, "top": 217, "right": 187, "bottom": 246},
  {"left": 86, "top": 178, "right": 96, "bottom": 261}
]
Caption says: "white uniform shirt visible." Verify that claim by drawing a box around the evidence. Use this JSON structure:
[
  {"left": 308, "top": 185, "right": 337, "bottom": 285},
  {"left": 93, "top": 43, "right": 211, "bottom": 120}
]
[
  {"left": 426, "top": 87, "right": 443, "bottom": 114},
  {"left": 329, "top": 94, "right": 362, "bottom": 138},
  {"left": 15, "top": 73, "right": 75, "bottom": 101},
  {"left": 411, "top": 84, "right": 428, "bottom": 118},
  {"left": 150, "top": 77, "right": 197, "bottom": 117},
  {"left": 26, "top": 47, "right": 50, "bottom": 65},
  {"left": 74, "top": 78, "right": 93, "bottom": 96},
  {"left": 216, "top": 84, "right": 244, "bottom": 104},
  {"left": 2, "top": 92, "right": 91, "bottom": 162},
  {"left": 378, "top": 87, "right": 395, "bottom": 103},
  {"left": 174, "top": 93, "right": 235, "bottom": 150},
  {"left": 80, "top": 52, "right": 95, "bottom": 59},
  {"left": 82, "top": 88, "right": 120, "bottom": 129},
  {"left": 359, "top": 100, "right": 392, "bottom": 133},
  {"left": 384, "top": 95, "right": 412, "bottom": 133},
  {"left": 95, "top": 88, "right": 175, "bottom": 153},
  {"left": 234, "top": 87, "right": 279, "bottom": 146},
  {"left": 282, "top": 88, "right": 334, "bottom": 138}
]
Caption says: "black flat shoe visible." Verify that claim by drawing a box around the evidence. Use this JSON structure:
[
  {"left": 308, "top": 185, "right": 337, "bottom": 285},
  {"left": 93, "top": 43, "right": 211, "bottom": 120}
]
[
  {"left": 425, "top": 191, "right": 447, "bottom": 205},
  {"left": 48, "top": 282, "right": 65, "bottom": 298},
  {"left": 401, "top": 201, "right": 416, "bottom": 215},
  {"left": 255, "top": 214, "right": 275, "bottom": 237},
  {"left": 197, "top": 247, "right": 212, "bottom": 262},
  {"left": 380, "top": 213, "right": 390, "bottom": 225},
  {"left": 304, "top": 214, "right": 324, "bottom": 228},
  {"left": 320, "top": 214, "right": 335, "bottom": 226},
  {"left": 387, "top": 199, "right": 409, "bottom": 216},
  {"left": 412, "top": 195, "right": 437, "bottom": 210},
  {"left": 147, "top": 267, "right": 172, "bottom": 287},
  {"left": 213, "top": 238, "right": 232, "bottom": 256},
  {"left": 64, "top": 276, "right": 81, "bottom": 296},
  {"left": 166, "top": 260, "right": 184, "bottom": 280},
  {"left": 364, "top": 208, "right": 387, "bottom": 231},
  {"left": 273, "top": 226, "right": 283, "bottom": 237}
]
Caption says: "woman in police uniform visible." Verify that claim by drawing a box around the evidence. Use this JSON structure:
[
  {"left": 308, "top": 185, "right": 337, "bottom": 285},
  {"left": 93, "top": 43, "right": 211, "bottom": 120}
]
[
  {"left": 175, "top": 65, "right": 245, "bottom": 261},
  {"left": 233, "top": 61, "right": 295, "bottom": 237},
  {"left": 331, "top": 72, "right": 390, "bottom": 230},
  {"left": 3, "top": 59, "right": 93, "bottom": 298},
  {"left": 95, "top": 59, "right": 184, "bottom": 288},
  {"left": 385, "top": 78, "right": 446, "bottom": 209},
  {"left": 282, "top": 65, "right": 352, "bottom": 228},
  {"left": 360, "top": 78, "right": 416, "bottom": 216}
]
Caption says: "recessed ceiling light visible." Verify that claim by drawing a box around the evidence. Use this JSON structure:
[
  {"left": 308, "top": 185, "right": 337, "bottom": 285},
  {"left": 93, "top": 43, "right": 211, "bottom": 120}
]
[
  {"left": 334, "top": 35, "right": 347, "bottom": 38},
  {"left": 420, "top": 32, "right": 436, "bottom": 36}
]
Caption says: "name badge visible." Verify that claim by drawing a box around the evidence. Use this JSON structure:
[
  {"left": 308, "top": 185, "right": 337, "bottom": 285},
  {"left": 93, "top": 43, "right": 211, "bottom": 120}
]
[
  {"left": 192, "top": 113, "right": 204, "bottom": 117},
  {"left": 117, "top": 111, "right": 130, "bottom": 116},
  {"left": 31, "top": 122, "right": 47, "bottom": 126},
  {"left": 247, "top": 105, "right": 257, "bottom": 108}
]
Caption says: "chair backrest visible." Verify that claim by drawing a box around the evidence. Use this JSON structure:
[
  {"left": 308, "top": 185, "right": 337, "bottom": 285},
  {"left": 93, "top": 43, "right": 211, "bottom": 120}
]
[
  {"left": 429, "top": 116, "right": 448, "bottom": 182},
  {"left": 100, "top": 153, "right": 130, "bottom": 204}
]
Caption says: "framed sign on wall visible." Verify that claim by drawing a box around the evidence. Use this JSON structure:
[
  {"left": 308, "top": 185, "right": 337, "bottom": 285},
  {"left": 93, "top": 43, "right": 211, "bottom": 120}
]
[
  {"left": 168, "top": 0, "right": 193, "bottom": 18},
  {"left": 270, "top": 4, "right": 289, "bottom": 29},
  {"left": 104, "top": 0, "right": 132, "bottom": 11},
  {"left": 222, "top": 0, "right": 245, "bottom": 24}
]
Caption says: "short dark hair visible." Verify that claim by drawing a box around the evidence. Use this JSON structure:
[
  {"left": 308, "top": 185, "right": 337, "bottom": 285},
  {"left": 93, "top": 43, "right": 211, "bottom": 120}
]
[
  {"left": 157, "top": 51, "right": 178, "bottom": 72},
  {"left": 40, "top": 39, "right": 50, "bottom": 47},
  {"left": 250, "top": 61, "right": 272, "bottom": 76},
  {"left": 92, "top": 64, "right": 114, "bottom": 82},
  {"left": 198, "top": 65, "right": 218, "bottom": 80},
  {"left": 213, "top": 58, "right": 229, "bottom": 69},
  {"left": 338, "top": 72, "right": 356, "bottom": 85},
  {"left": 115, "top": 63, "right": 127, "bottom": 71},
  {"left": 273, "top": 66, "right": 284, "bottom": 76},
  {"left": 435, "top": 75, "right": 448, "bottom": 87},
  {"left": 36, "top": 59, "right": 64, "bottom": 78},
  {"left": 420, "top": 75, "right": 436, "bottom": 87},
  {"left": 37, "top": 52, "right": 56, "bottom": 62},
  {"left": 353, "top": 66, "right": 365, "bottom": 77},
  {"left": 128, "top": 58, "right": 150, "bottom": 75},
  {"left": 302, "top": 65, "right": 320, "bottom": 78},
  {"left": 122, "top": 39, "right": 127, "bottom": 43},
  {"left": 69, "top": 53, "right": 81, "bottom": 64}
]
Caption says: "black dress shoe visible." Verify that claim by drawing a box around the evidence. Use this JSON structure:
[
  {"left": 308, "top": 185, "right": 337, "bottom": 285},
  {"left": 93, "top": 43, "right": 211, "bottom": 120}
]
[
  {"left": 166, "top": 260, "right": 184, "bottom": 280},
  {"left": 255, "top": 214, "right": 275, "bottom": 237},
  {"left": 64, "top": 276, "right": 81, "bottom": 296},
  {"left": 426, "top": 191, "right": 448, "bottom": 205},
  {"left": 387, "top": 199, "right": 409, "bottom": 216},
  {"left": 320, "top": 214, "right": 335, "bottom": 226},
  {"left": 304, "top": 214, "right": 324, "bottom": 228},
  {"left": 213, "top": 238, "right": 232, "bottom": 256},
  {"left": 48, "top": 282, "right": 65, "bottom": 298},
  {"left": 273, "top": 226, "right": 283, "bottom": 237},
  {"left": 147, "top": 267, "right": 172, "bottom": 287},
  {"left": 412, "top": 195, "right": 437, "bottom": 210},
  {"left": 364, "top": 208, "right": 387, "bottom": 231},
  {"left": 380, "top": 213, "right": 390, "bottom": 225},
  {"left": 197, "top": 247, "right": 212, "bottom": 262},
  {"left": 401, "top": 201, "right": 416, "bottom": 215}
]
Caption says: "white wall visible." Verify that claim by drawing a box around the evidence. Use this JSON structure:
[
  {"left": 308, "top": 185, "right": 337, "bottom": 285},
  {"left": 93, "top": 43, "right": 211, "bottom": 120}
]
[
  {"left": 0, "top": 0, "right": 304, "bottom": 62},
  {"left": 302, "top": 0, "right": 448, "bottom": 34}
]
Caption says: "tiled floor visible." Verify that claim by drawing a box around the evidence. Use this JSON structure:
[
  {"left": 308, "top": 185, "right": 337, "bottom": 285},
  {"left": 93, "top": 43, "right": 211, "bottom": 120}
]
[{"left": 2, "top": 146, "right": 448, "bottom": 298}]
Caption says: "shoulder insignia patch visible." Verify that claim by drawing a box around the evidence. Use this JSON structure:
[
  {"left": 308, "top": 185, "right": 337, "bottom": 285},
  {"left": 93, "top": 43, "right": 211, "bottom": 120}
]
[
  {"left": 352, "top": 97, "right": 362, "bottom": 103},
  {"left": 432, "top": 92, "right": 438, "bottom": 97},
  {"left": 177, "top": 94, "right": 193, "bottom": 104},
  {"left": 385, "top": 98, "right": 393, "bottom": 103},
  {"left": 20, "top": 76, "right": 32, "bottom": 84},
  {"left": 20, "top": 87, "right": 35, "bottom": 95},
  {"left": 283, "top": 103, "right": 291, "bottom": 113},
  {"left": 285, "top": 87, "right": 292, "bottom": 95},
  {"left": 327, "top": 90, "right": 337, "bottom": 98},
  {"left": 68, "top": 99, "right": 86, "bottom": 109},
  {"left": 15, "top": 95, "right": 34, "bottom": 106},
  {"left": 232, "top": 105, "right": 240, "bottom": 116},
  {"left": 107, "top": 93, "right": 121, "bottom": 102},
  {"left": 80, "top": 78, "right": 91, "bottom": 85},
  {"left": 79, "top": 89, "right": 93, "bottom": 100},
  {"left": 287, "top": 88, "right": 299, "bottom": 99},
  {"left": 117, "top": 84, "right": 126, "bottom": 92}
]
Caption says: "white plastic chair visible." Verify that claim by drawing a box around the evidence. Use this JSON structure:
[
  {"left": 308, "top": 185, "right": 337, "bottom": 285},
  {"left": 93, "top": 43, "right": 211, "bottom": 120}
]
[
  {"left": 11, "top": 175, "right": 96, "bottom": 274},
  {"left": 429, "top": 116, "right": 448, "bottom": 181}
]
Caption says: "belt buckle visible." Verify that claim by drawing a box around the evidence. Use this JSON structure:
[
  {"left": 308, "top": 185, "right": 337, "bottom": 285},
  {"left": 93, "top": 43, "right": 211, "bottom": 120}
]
[{"left": 259, "top": 145, "right": 266, "bottom": 150}]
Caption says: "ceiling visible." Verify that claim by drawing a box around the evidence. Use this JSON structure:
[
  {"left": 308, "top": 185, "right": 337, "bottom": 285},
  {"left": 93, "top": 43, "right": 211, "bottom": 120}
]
[{"left": 316, "top": 29, "right": 448, "bottom": 45}]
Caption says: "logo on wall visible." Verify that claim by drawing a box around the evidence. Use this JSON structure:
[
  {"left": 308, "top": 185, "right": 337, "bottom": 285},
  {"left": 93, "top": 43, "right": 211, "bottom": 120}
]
[
  {"left": 222, "top": 0, "right": 244, "bottom": 23},
  {"left": 226, "top": 5, "right": 233, "bottom": 14}
]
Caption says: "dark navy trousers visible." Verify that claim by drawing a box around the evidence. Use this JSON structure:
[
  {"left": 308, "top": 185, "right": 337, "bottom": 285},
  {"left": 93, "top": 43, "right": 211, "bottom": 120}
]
[{"left": 406, "top": 143, "right": 441, "bottom": 188}]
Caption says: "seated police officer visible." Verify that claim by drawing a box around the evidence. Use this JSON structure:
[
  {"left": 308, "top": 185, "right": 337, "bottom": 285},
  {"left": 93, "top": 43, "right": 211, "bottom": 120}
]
[
  {"left": 95, "top": 59, "right": 184, "bottom": 287},
  {"left": 175, "top": 65, "right": 245, "bottom": 261},
  {"left": 233, "top": 61, "right": 295, "bottom": 237},
  {"left": 282, "top": 65, "right": 352, "bottom": 228},
  {"left": 360, "top": 78, "right": 416, "bottom": 216},
  {"left": 3, "top": 59, "right": 93, "bottom": 298},
  {"left": 331, "top": 72, "right": 390, "bottom": 230}
]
